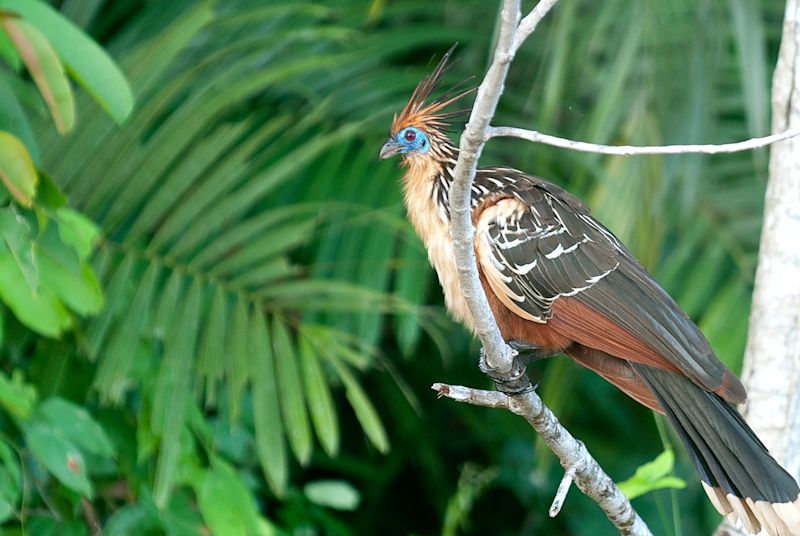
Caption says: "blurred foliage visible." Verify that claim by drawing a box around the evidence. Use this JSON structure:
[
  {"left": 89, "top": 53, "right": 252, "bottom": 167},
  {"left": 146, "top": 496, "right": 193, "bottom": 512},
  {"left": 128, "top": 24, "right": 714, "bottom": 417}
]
[{"left": 0, "top": 0, "right": 785, "bottom": 534}]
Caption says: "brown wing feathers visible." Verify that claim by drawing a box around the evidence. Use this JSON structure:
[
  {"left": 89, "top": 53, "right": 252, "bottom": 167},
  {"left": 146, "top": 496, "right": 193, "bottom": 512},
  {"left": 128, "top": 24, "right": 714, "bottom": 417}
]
[{"left": 472, "top": 169, "right": 745, "bottom": 403}]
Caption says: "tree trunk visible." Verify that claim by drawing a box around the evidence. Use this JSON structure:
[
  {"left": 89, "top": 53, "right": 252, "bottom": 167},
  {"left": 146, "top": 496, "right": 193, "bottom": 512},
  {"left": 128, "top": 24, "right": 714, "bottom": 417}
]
[{"left": 716, "top": 0, "right": 800, "bottom": 534}]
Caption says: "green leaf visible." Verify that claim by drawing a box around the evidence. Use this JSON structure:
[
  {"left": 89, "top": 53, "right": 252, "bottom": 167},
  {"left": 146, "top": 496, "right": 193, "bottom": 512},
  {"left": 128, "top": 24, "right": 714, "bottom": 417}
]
[
  {"left": 0, "top": 245, "right": 70, "bottom": 337},
  {"left": 0, "top": 131, "right": 37, "bottom": 206},
  {"left": 250, "top": 309, "right": 287, "bottom": 497},
  {"left": 0, "top": 16, "right": 74, "bottom": 133},
  {"left": 55, "top": 207, "right": 100, "bottom": 261},
  {"left": 0, "top": 0, "right": 134, "bottom": 123},
  {"left": 23, "top": 420, "right": 92, "bottom": 496},
  {"left": 36, "top": 223, "right": 103, "bottom": 316},
  {"left": 35, "top": 171, "right": 66, "bottom": 210},
  {"left": 272, "top": 316, "right": 312, "bottom": 465},
  {"left": 618, "top": 449, "right": 686, "bottom": 500},
  {"left": 227, "top": 294, "right": 250, "bottom": 421},
  {"left": 298, "top": 333, "right": 339, "bottom": 457},
  {"left": 0, "top": 78, "right": 37, "bottom": 161},
  {"left": 0, "top": 25, "right": 21, "bottom": 70},
  {"left": 329, "top": 355, "right": 389, "bottom": 454},
  {"left": 0, "top": 206, "right": 36, "bottom": 291},
  {"left": 152, "top": 277, "right": 200, "bottom": 508},
  {"left": 94, "top": 262, "right": 159, "bottom": 403},
  {"left": 82, "top": 252, "right": 134, "bottom": 358},
  {"left": 196, "top": 284, "right": 227, "bottom": 407},
  {"left": 38, "top": 397, "right": 115, "bottom": 458},
  {"left": 197, "top": 458, "right": 261, "bottom": 536},
  {"left": 0, "top": 370, "right": 36, "bottom": 418},
  {"left": 303, "top": 480, "right": 360, "bottom": 511},
  {"left": 0, "top": 439, "right": 20, "bottom": 522}
]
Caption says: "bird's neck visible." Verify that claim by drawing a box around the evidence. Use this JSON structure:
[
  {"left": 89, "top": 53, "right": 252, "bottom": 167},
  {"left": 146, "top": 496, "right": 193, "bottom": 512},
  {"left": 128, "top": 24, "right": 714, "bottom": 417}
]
[{"left": 401, "top": 137, "right": 459, "bottom": 223}]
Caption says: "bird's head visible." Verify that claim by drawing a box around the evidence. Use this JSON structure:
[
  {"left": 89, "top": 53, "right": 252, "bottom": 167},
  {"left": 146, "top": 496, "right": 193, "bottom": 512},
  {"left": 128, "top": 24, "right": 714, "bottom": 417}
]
[{"left": 379, "top": 45, "right": 473, "bottom": 164}]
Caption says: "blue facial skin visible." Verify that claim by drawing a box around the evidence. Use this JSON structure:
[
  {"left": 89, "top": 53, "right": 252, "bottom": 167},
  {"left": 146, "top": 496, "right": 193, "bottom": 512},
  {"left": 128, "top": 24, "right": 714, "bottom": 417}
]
[{"left": 397, "top": 127, "right": 430, "bottom": 155}]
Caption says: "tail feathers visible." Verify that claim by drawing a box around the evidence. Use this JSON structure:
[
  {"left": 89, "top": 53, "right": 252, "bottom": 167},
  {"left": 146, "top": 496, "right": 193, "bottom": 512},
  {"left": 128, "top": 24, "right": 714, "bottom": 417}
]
[{"left": 633, "top": 364, "right": 800, "bottom": 536}]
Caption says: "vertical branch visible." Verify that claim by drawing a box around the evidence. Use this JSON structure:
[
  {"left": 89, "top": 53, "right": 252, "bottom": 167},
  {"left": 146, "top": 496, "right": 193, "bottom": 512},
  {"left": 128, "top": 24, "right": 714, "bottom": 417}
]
[
  {"left": 444, "top": 1, "right": 652, "bottom": 533},
  {"left": 449, "top": 0, "right": 520, "bottom": 373}
]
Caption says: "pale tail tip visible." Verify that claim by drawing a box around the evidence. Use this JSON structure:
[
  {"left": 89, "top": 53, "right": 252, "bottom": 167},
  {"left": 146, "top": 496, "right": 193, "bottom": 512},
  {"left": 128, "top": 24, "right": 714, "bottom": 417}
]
[{"left": 703, "top": 483, "right": 800, "bottom": 536}]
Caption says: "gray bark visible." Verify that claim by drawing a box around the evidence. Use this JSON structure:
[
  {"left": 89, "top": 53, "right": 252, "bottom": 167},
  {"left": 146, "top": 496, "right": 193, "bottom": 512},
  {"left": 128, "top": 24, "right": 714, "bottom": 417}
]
[{"left": 716, "top": 1, "right": 800, "bottom": 534}]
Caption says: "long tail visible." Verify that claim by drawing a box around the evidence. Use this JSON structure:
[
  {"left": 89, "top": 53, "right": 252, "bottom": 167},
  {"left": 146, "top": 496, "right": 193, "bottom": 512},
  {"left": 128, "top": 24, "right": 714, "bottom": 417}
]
[{"left": 633, "top": 364, "right": 800, "bottom": 536}]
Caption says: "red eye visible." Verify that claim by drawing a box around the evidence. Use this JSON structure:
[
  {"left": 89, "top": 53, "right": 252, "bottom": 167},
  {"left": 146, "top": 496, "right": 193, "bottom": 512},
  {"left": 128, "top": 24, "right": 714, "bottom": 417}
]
[{"left": 404, "top": 130, "right": 416, "bottom": 141}]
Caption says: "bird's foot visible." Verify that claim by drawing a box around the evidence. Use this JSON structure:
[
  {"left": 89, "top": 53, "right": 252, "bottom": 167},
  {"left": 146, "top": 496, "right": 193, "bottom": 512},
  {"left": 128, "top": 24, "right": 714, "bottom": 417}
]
[
  {"left": 479, "top": 345, "right": 536, "bottom": 395},
  {"left": 507, "top": 340, "right": 556, "bottom": 362}
]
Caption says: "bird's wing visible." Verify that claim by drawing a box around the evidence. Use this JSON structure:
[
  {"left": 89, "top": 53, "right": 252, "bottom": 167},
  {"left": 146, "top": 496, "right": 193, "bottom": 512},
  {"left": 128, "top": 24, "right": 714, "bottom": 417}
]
[{"left": 472, "top": 171, "right": 745, "bottom": 403}]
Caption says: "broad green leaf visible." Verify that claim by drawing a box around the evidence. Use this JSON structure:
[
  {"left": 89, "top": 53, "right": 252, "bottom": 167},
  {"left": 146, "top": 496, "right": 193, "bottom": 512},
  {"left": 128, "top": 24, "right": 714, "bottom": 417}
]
[
  {"left": 0, "top": 0, "right": 133, "bottom": 123},
  {"left": 0, "top": 17, "right": 74, "bottom": 133},
  {"left": 23, "top": 420, "right": 91, "bottom": 496},
  {"left": 272, "top": 316, "right": 312, "bottom": 466},
  {"left": 250, "top": 309, "right": 286, "bottom": 497},
  {"left": 0, "top": 370, "right": 36, "bottom": 418},
  {"left": 329, "top": 356, "right": 389, "bottom": 454},
  {"left": 304, "top": 480, "right": 360, "bottom": 511},
  {"left": 298, "top": 334, "right": 339, "bottom": 457},
  {"left": 0, "top": 206, "right": 36, "bottom": 291},
  {"left": 197, "top": 458, "right": 261, "bottom": 536},
  {"left": 55, "top": 207, "right": 99, "bottom": 261},
  {"left": 35, "top": 171, "right": 65, "bottom": 210},
  {"left": 38, "top": 397, "right": 115, "bottom": 458},
  {"left": 618, "top": 449, "right": 686, "bottom": 500},
  {"left": 0, "top": 131, "right": 37, "bottom": 206},
  {"left": 0, "top": 247, "right": 69, "bottom": 336},
  {"left": 104, "top": 504, "right": 160, "bottom": 536},
  {"left": 36, "top": 224, "right": 103, "bottom": 316}
]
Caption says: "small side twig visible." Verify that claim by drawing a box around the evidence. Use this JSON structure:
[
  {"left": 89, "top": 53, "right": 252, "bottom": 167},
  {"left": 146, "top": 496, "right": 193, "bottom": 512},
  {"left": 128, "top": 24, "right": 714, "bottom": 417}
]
[
  {"left": 550, "top": 466, "right": 577, "bottom": 517},
  {"left": 488, "top": 126, "right": 800, "bottom": 155}
]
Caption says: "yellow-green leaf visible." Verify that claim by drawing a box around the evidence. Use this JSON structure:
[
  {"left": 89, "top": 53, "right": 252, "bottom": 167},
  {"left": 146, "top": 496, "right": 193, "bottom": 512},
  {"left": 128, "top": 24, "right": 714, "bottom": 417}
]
[
  {"left": 0, "top": 131, "right": 37, "bottom": 206},
  {"left": 0, "top": 16, "right": 74, "bottom": 133},
  {"left": 0, "top": 0, "right": 133, "bottom": 123}
]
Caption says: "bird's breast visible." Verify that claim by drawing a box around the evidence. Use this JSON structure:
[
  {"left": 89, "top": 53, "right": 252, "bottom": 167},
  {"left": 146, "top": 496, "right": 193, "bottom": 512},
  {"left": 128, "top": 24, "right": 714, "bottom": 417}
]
[{"left": 402, "top": 164, "right": 477, "bottom": 332}]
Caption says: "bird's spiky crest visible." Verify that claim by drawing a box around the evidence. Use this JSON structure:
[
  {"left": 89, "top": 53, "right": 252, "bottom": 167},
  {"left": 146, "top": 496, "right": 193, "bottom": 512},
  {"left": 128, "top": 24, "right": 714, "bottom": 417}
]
[{"left": 391, "top": 45, "right": 474, "bottom": 133}]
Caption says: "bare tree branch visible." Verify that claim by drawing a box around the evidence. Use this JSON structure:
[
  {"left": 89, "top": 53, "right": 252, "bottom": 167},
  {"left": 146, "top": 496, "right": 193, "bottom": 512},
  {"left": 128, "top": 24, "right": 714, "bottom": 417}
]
[
  {"left": 446, "top": 1, "right": 652, "bottom": 533},
  {"left": 449, "top": 0, "right": 519, "bottom": 374},
  {"left": 489, "top": 126, "right": 800, "bottom": 155},
  {"left": 511, "top": 0, "right": 560, "bottom": 54},
  {"left": 432, "top": 383, "right": 651, "bottom": 535}
]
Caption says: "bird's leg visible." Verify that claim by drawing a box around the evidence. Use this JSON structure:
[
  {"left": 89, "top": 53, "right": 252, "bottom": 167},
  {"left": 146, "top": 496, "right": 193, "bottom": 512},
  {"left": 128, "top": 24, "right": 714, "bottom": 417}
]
[{"left": 479, "top": 341, "right": 557, "bottom": 395}]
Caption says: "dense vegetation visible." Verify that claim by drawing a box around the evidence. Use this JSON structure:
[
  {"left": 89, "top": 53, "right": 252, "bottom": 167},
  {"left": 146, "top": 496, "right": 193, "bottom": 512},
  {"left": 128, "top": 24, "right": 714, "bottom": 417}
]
[{"left": 0, "top": 0, "right": 785, "bottom": 534}]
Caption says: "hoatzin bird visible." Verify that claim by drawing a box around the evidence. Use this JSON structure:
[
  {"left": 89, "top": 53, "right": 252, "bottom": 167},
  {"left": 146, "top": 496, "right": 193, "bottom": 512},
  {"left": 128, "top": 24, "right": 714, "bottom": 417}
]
[{"left": 380, "top": 49, "right": 800, "bottom": 536}]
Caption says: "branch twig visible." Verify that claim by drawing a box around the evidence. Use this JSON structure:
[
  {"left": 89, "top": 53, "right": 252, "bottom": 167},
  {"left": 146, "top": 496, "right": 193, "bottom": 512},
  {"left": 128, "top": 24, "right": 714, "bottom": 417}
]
[
  {"left": 511, "top": 0, "right": 560, "bottom": 54},
  {"left": 432, "top": 383, "right": 651, "bottom": 534},
  {"left": 550, "top": 466, "right": 577, "bottom": 517},
  {"left": 446, "top": 1, "right": 652, "bottom": 534},
  {"left": 489, "top": 126, "right": 800, "bottom": 155}
]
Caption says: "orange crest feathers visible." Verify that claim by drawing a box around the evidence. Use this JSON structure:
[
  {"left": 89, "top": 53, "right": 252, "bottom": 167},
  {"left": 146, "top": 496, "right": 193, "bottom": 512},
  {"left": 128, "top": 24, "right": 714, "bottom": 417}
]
[{"left": 391, "top": 45, "right": 474, "bottom": 133}]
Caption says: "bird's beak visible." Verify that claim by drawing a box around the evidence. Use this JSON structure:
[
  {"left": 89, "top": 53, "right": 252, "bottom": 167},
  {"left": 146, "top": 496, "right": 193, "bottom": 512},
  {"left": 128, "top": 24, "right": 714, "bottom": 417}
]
[{"left": 379, "top": 138, "right": 403, "bottom": 160}]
